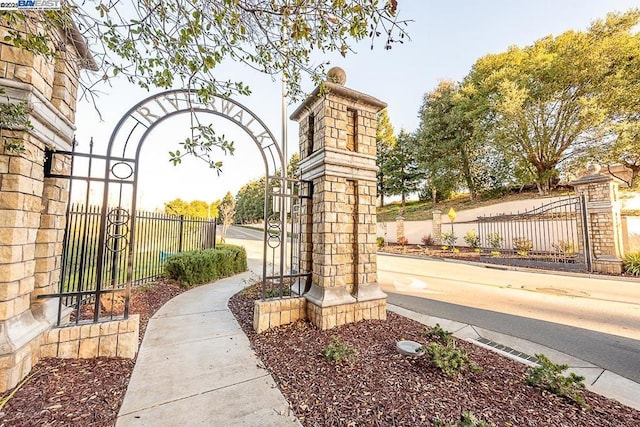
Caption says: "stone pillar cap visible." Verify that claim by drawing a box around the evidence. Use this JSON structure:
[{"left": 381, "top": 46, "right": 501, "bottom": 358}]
[{"left": 570, "top": 164, "right": 625, "bottom": 186}]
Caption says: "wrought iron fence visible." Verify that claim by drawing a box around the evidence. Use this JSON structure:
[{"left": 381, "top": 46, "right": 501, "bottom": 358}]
[
  {"left": 53, "top": 204, "right": 216, "bottom": 324},
  {"left": 477, "top": 195, "right": 591, "bottom": 272}
]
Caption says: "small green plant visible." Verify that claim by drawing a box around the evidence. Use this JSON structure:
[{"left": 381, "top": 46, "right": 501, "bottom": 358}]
[
  {"left": 623, "top": 252, "right": 640, "bottom": 276},
  {"left": 463, "top": 230, "right": 481, "bottom": 249},
  {"left": 422, "top": 324, "right": 481, "bottom": 376},
  {"left": 425, "top": 342, "right": 481, "bottom": 376},
  {"left": 490, "top": 250, "right": 501, "bottom": 257},
  {"left": 526, "top": 353, "right": 588, "bottom": 408},
  {"left": 421, "top": 234, "right": 434, "bottom": 246},
  {"left": 513, "top": 237, "right": 533, "bottom": 255},
  {"left": 376, "top": 236, "right": 385, "bottom": 249},
  {"left": 322, "top": 336, "right": 357, "bottom": 365},
  {"left": 452, "top": 248, "right": 460, "bottom": 254},
  {"left": 265, "top": 286, "right": 291, "bottom": 298},
  {"left": 441, "top": 231, "right": 457, "bottom": 250},
  {"left": 474, "top": 248, "right": 482, "bottom": 253},
  {"left": 397, "top": 236, "right": 409, "bottom": 246},
  {"left": 487, "top": 232, "right": 502, "bottom": 249},
  {"left": 423, "top": 323, "right": 453, "bottom": 345},
  {"left": 433, "top": 411, "right": 496, "bottom": 427}
]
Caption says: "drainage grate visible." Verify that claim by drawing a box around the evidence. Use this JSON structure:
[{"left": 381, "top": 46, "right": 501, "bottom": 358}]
[{"left": 475, "top": 337, "right": 539, "bottom": 364}]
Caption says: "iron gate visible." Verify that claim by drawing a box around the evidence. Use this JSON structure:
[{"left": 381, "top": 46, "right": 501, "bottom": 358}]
[
  {"left": 477, "top": 195, "right": 592, "bottom": 272},
  {"left": 42, "top": 140, "right": 217, "bottom": 325},
  {"left": 261, "top": 175, "right": 311, "bottom": 300}
]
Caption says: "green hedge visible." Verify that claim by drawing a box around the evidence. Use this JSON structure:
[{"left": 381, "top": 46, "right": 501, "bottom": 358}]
[{"left": 163, "top": 244, "right": 248, "bottom": 287}]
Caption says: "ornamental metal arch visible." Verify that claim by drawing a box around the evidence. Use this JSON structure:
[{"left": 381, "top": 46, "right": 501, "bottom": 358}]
[{"left": 44, "top": 89, "right": 303, "bottom": 325}]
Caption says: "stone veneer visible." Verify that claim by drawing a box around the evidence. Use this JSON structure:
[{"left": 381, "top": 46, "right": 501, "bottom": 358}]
[
  {"left": 0, "top": 16, "right": 121, "bottom": 391},
  {"left": 253, "top": 298, "right": 307, "bottom": 333},
  {"left": 40, "top": 315, "right": 139, "bottom": 360},
  {"left": 571, "top": 167, "right": 625, "bottom": 274},
  {"left": 280, "top": 69, "right": 387, "bottom": 331}
]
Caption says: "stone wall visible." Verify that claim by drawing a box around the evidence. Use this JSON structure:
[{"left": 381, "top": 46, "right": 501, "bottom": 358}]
[
  {"left": 40, "top": 315, "right": 139, "bottom": 359},
  {"left": 0, "top": 16, "right": 136, "bottom": 392}
]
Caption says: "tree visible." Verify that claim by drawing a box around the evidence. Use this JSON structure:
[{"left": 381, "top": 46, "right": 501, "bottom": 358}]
[
  {"left": 219, "top": 192, "right": 236, "bottom": 242},
  {"left": 415, "top": 81, "right": 511, "bottom": 201},
  {"left": 234, "top": 178, "right": 266, "bottom": 224},
  {"left": 209, "top": 200, "right": 221, "bottom": 219},
  {"left": 376, "top": 108, "right": 396, "bottom": 206},
  {"left": 586, "top": 11, "right": 640, "bottom": 187},
  {"left": 384, "top": 130, "right": 422, "bottom": 209},
  {"left": 463, "top": 10, "right": 640, "bottom": 194},
  {"left": 1, "top": 2, "right": 408, "bottom": 158},
  {"left": 164, "top": 198, "right": 189, "bottom": 216}
]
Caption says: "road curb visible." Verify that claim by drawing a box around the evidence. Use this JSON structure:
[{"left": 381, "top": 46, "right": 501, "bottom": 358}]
[{"left": 388, "top": 303, "right": 640, "bottom": 411}]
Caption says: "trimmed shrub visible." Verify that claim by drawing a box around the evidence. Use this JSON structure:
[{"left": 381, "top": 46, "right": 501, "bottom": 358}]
[
  {"left": 376, "top": 236, "right": 385, "bottom": 249},
  {"left": 164, "top": 244, "right": 248, "bottom": 287}
]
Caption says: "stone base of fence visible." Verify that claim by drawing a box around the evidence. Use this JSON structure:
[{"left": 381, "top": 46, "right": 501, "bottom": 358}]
[
  {"left": 253, "top": 298, "right": 307, "bottom": 333},
  {"left": 593, "top": 257, "right": 624, "bottom": 275},
  {"left": 306, "top": 298, "right": 387, "bottom": 330},
  {"left": 40, "top": 315, "right": 139, "bottom": 359},
  {"left": 253, "top": 296, "right": 387, "bottom": 333}
]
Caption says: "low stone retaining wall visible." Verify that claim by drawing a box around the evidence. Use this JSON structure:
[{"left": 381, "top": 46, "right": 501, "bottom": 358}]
[
  {"left": 40, "top": 315, "right": 139, "bottom": 359},
  {"left": 253, "top": 297, "right": 307, "bottom": 333}
]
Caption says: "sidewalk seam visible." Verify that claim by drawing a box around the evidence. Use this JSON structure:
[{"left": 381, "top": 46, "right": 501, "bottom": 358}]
[{"left": 118, "top": 373, "right": 273, "bottom": 417}]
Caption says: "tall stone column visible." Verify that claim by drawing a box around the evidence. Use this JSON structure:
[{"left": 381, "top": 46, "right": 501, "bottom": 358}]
[
  {"left": 291, "top": 68, "right": 387, "bottom": 330},
  {"left": 0, "top": 19, "right": 96, "bottom": 391},
  {"left": 571, "top": 165, "right": 625, "bottom": 274}
]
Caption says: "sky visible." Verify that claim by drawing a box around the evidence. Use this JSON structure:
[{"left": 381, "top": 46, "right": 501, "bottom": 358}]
[{"left": 72, "top": 0, "right": 640, "bottom": 210}]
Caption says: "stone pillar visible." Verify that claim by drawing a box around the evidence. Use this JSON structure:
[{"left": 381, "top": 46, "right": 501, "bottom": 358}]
[
  {"left": 396, "top": 215, "right": 405, "bottom": 243},
  {"left": 571, "top": 165, "right": 625, "bottom": 274},
  {"left": 432, "top": 209, "right": 442, "bottom": 245},
  {"left": 0, "top": 18, "right": 96, "bottom": 391},
  {"left": 291, "top": 68, "right": 387, "bottom": 330}
]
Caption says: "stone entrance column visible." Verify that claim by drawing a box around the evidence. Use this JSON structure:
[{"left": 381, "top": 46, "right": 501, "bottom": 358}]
[
  {"left": 571, "top": 165, "right": 625, "bottom": 274},
  {"left": 290, "top": 68, "right": 387, "bottom": 330},
  {"left": 0, "top": 20, "right": 96, "bottom": 391}
]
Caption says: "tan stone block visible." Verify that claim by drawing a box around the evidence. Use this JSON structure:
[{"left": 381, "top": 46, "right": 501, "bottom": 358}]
[
  {"left": 69, "top": 326, "right": 80, "bottom": 341},
  {"left": 116, "top": 332, "right": 138, "bottom": 358},
  {"left": 254, "top": 313, "right": 270, "bottom": 333},
  {"left": 98, "top": 335, "right": 117, "bottom": 357},
  {"left": 280, "top": 309, "right": 291, "bottom": 325},
  {"left": 269, "top": 311, "right": 281, "bottom": 328},
  {"left": 0, "top": 298, "right": 14, "bottom": 320},
  {"left": 99, "top": 322, "right": 110, "bottom": 336},
  {"left": 39, "top": 343, "right": 58, "bottom": 358},
  {"left": 80, "top": 325, "right": 92, "bottom": 339},
  {"left": 0, "top": 192, "right": 24, "bottom": 211},
  {"left": 78, "top": 337, "right": 99, "bottom": 358},
  {"left": 336, "top": 310, "right": 346, "bottom": 326},
  {"left": 13, "top": 294, "right": 29, "bottom": 315},
  {"left": 58, "top": 340, "right": 79, "bottom": 358},
  {"left": 90, "top": 324, "right": 101, "bottom": 338},
  {"left": 0, "top": 262, "right": 26, "bottom": 282},
  {"left": 8, "top": 157, "right": 32, "bottom": 176},
  {"left": 0, "top": 244, "right": 23, "bottom": 263},
  {"left": 0, "top": 280, "right": 20, "bottom": 301}
]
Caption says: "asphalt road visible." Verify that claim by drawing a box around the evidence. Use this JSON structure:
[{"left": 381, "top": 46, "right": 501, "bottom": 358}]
[{"left": 226, "top": 225, "right": 640, "bottom": 383}]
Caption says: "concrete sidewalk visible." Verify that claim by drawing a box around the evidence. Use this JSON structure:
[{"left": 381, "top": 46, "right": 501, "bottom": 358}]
[
  {"left": 117, "top": 268, "right": 640, "bottom": 426},
  {"left": 116, "top": 269, "right": 300, "bottom": 426}
]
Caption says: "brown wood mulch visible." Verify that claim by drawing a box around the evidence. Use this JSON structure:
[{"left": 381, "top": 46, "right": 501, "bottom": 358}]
[
  {"left": 0, "top": 280, "right": 185, "bottom": 427},
  {"left": 228, "top": 284, "right": 640, "bottom": 427},
  {"left": 1, "top": 279, "right": 639, "bottom": 426}
]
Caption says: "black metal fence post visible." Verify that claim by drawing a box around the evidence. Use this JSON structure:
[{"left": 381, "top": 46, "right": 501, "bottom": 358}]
[{"left": 178, "top": 214, "right": 185, "bottom": 253}]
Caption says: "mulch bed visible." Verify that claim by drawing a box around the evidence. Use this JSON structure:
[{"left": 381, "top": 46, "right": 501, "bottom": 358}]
[
  {"left": 228, "top": 284, "right": 640, "bottom": 426},
  {"left": 0, "top": 279, "right": 185, "bottom": 427},
  {"left": 2, "top": 277, "right": 639, "bottom": 426}
]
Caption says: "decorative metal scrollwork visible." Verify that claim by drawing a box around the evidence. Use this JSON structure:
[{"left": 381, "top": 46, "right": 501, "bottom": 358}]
[{"left": 106, "top": 207, "right": 129, "bottom": 253}]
